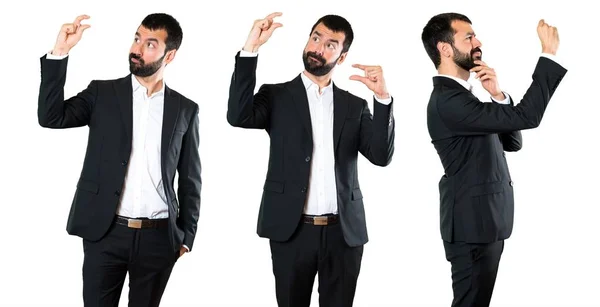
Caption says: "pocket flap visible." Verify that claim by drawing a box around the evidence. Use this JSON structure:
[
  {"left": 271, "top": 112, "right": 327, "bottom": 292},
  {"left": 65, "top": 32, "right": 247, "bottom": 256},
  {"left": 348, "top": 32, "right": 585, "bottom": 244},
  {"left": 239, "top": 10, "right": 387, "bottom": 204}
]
[
  {"left": 77, "top": 179, "right": 99, "bottom": 194},
  {"left": 264, "top": 180, "right": 284, "bottom": 193},
  {"left": 470, "top": 181, "right": 504, "bottom": 196},
  {"left": 352, "top": 188, "right": 363, "bottom": 200}
]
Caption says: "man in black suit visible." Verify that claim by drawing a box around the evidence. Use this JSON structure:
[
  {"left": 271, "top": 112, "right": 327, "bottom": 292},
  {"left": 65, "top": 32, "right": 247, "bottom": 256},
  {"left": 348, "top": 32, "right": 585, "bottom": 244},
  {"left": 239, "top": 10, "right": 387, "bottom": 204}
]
[
  {"left": 421, "top": 13, "right": 566, "bottom": 307},
  {"left": 38, "top": 13, "right": 201, "bottom": 307},
  {"left": 227, "top": 12, "right": 394, "bottom": 307}
]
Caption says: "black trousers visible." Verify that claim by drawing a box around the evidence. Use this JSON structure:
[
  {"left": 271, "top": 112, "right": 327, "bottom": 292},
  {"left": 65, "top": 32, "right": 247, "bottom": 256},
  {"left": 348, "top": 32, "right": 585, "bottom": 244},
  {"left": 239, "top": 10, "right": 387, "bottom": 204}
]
[
  {"left": 269, "top": 218, "right": 364, "bottom": 307},
  {"left": 443, "top": 240, "right": 505, "bottom": 307},
  {"left": 82, "top": 219, "right": 179, "bottom": 307}
]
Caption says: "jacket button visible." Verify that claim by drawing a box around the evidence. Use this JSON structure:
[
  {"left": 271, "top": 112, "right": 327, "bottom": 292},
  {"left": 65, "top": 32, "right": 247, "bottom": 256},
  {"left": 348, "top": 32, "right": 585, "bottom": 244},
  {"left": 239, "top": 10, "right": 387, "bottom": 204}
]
[
  {"left": 305, "top": 156, "right": 311, "bottom": 162},
  {"left": 301, "top": 187, "right": 307, "bottom": 193},
  {"left": 509, "top": 181, "right": 514, "bottom": 187},
  {"left": 114, "top": 190, "right": 121, "bottom": 196},
  {"left": 121, "top": 160, "right": 128, "bottom": 166}
]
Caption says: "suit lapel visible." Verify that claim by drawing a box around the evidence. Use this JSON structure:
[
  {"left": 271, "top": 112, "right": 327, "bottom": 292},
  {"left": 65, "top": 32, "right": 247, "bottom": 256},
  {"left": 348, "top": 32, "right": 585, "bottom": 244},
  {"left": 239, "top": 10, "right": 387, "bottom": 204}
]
[
  {"left": 115, "top": 75, "right": 133, "bottom": 143},
  {"left": 161, "top": 85, "right": 181, "bottom": 166},
  {"left": 288, "top": 75, "right": 313, "bottom": 142},
  {"left": 333, "top": 84, "right": 348, "bottom": 153}
]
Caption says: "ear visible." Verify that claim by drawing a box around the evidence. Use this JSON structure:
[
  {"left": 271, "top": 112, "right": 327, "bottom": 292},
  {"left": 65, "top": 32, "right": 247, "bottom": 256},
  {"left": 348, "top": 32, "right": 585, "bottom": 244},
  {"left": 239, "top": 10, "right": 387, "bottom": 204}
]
[
  {"left": 336, "top": 52, "right": 347, "bottom": 65},
  {"left": 163, "top": 49, "right": 177, "bottom": 65},
  {"left": 437, "top": 41, "right": 452, "bottom": 59}
]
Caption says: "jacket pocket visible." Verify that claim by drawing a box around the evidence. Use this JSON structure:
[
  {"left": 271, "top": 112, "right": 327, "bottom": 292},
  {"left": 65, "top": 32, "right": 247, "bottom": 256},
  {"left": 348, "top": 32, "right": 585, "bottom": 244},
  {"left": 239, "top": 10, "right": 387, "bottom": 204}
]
[
  {"left": 470, "top": 181, "right": 504, "bottom": 196},
  {"left": 77, "top": 179, "right": 99, "bottom": 194},
  {"left": 352, "top": 188, "right": 363, "bottom": 200}
]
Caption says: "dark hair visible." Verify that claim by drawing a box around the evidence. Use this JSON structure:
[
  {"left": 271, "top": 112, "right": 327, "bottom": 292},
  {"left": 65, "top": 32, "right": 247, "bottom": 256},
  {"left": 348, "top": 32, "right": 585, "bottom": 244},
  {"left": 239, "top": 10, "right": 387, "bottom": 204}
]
[
  {"left": 421, "top": 13, "right": 472, "bottom": 69},
  {"left": 141, "top": 13, "right": 183, "bottom": 52},
  {"left": 310, "top": 15, "right": 354, "bottom": 53}
]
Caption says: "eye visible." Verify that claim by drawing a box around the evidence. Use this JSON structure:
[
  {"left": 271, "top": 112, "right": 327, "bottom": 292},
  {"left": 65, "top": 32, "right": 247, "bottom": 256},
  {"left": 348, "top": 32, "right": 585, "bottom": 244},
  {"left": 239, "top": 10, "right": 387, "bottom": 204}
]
[
  {"left": 327, "top": 43, "right": 335, "bottom": 49},
  {"left": 134, "top": 37, "right": 140, "bottom": 43},
  {"left": 147, "top": 43, "right": 155, "bottom": 49},
  {"left": 313, "top": 36, "right": 319, "bottom": 42}
]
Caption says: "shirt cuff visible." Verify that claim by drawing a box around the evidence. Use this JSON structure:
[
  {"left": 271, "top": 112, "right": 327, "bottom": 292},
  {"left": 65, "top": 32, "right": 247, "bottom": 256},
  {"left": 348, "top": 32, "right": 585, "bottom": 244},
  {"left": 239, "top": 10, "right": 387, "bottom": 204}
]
[
  {"left": 46, "top": 51, "right": 68, "bottom": 60},
  {"left": 182, "top": 245, "right": 190, "bottom": 252},
  {"left": 239, "top": 49, "right": 258, "bottom": 57},
  {"left": 374, "top": 95, "right": 392, "bottom": 105},
  {"left": 491, "top": 91, "right": 510, "bottom": 105}
]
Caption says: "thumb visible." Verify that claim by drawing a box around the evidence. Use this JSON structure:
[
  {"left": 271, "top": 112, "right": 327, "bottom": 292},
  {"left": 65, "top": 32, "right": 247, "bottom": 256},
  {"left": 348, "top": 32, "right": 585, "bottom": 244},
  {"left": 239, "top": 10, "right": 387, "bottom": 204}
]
[
  {"left": 266, "top": 23, "right": 283, "bottom": 35},
  {"left": 77, "top": 24, "right": 91, "bottom": 35},
  {"left": 349, "top": 75, "right": 369, "bottom": 84}
]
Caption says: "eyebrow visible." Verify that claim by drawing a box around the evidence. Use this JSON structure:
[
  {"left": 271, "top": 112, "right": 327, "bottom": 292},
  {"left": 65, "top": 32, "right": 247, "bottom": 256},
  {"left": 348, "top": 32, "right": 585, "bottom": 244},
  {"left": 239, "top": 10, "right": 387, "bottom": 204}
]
[{"left": 135, "top": 32, "right": 159, "bottom": 43}]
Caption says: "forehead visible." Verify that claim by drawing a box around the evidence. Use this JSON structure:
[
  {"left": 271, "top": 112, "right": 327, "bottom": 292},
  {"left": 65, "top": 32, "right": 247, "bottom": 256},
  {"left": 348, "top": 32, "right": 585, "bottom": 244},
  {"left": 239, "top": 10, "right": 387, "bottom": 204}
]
[
  {"left": 451, "top": 20, "right": 474, "bottom": 36},
  {"left": 311, "top": 23, "right": 345, "bottom": 43},
  {"left": 135, "top": 26, "right": 167, "bottom": 43}
]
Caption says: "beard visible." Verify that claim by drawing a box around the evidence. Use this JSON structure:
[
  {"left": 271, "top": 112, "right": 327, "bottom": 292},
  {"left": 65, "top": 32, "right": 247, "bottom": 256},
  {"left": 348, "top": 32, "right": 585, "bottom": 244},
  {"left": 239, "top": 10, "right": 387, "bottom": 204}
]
[
  {"left": 302, "top": 51, "right": 338, "bottom": 76},
  {"left": 452, "top": 45, "right": 482, "bottom": 71},
  {"left": 128, "top": 52, "right": 165, "bottom": 77}
]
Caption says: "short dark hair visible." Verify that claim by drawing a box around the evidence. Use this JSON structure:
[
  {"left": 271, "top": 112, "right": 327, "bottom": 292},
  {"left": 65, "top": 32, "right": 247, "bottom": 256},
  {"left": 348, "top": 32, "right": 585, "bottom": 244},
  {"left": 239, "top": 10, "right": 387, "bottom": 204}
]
[
  {"left": 310, "top": 15, "right": 354, "bottom": 53},
  {"left": 421, "top": 13, "right": 472, "bottom": 69},
  {"left": 141, "top": 13, "right": 183, "bottom": 52}
]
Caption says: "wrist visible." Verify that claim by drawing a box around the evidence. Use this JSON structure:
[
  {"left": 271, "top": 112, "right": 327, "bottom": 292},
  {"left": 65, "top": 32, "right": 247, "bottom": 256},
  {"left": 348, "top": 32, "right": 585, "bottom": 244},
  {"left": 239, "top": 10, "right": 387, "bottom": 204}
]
[
  {"left": 542, "top": 47, "right": 556, "bottom": 55},
  {"left": 375, "top": 91, "right": 390, "bottom": 100},
  {"left": 243, "top": 43, "right": 259, "bottom": 53},
  {"left": 51, "top": 47, "right": 69, "bottom": 56},
  {"left": 492, "top": 92, "right": 505, "bottom": 101}
]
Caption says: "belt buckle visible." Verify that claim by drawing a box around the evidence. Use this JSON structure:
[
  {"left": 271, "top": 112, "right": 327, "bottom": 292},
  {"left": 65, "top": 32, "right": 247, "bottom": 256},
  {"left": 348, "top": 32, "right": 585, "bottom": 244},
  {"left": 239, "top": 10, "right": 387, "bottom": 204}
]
[
  {"left": 313, "top": 216, "right": 328, "bottom": 226},
  {"left": 127, "top": 219, "right": 142, "bottom": 229}
]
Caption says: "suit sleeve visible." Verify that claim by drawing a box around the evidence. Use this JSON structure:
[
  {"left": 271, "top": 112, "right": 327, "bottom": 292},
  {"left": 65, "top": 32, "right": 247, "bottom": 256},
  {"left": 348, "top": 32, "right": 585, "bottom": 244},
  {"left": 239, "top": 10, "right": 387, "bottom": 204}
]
[
  {"left": 437, "top": 57, "right": 567, "bottom": 135},
  {"left": 227, "top": 52, "right": 271, "bottom": 129},
  {"left": 496, "top": 97, "right": 523, "bottom": 152},
  {"left": 358, "top": 98, "right": 395, "bottom": 166},
  {"left": 177, "top": 104, "right": 202, "bottom": 251},
  {"left": 38, "top": 55, "right": 96, "bottom": 128}
]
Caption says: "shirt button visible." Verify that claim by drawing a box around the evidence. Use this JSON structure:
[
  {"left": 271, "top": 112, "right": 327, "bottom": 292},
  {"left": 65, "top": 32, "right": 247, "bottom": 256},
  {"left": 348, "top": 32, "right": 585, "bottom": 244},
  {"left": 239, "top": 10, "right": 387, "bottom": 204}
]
[{"left": 509, "top": 181, "right": 514, "bottom": 187}]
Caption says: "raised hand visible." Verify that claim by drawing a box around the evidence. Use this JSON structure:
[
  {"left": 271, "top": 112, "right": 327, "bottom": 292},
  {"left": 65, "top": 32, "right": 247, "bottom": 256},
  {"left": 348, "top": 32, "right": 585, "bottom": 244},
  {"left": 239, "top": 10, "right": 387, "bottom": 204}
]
[
  {"left": 349, "top": 64, "right": 390, "bottom": 99},
  {"left": 470, "top": 60, "right": 504, "bottom": 100},
  {"left": 52, "top": 15, "right": 91, "bottom": 56},
  {"left": 537, "top": 19, "right": 559, "bottom": 55},
  {"left": 243, "top": 12, "right": 283, "bottom": 53}
]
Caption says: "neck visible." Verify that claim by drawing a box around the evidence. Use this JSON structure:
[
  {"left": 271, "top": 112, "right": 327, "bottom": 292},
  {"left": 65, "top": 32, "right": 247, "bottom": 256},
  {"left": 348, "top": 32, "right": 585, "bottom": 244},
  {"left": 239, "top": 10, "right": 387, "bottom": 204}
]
[
  {"left": 303, "top": 70, "right": 333, "bottom": 92},
  {"left": 438, "top": 63, "right": 470, "bottom": 81},
  {"left": 134, "top": 72, "right": 164, "bottom": 96}
]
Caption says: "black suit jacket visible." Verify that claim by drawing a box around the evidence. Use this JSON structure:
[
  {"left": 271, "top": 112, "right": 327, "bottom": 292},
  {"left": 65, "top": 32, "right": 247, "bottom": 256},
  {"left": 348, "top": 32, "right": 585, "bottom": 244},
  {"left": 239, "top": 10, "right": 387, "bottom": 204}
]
[
  {"left": 37, "top": 55, "right": 202, "bottom": 252},
  {"left": 227, "top": 52, "right": 394, "bottom": 247},
  {"left": 427, "top": 56, "right": 567, "bottom": 243}
]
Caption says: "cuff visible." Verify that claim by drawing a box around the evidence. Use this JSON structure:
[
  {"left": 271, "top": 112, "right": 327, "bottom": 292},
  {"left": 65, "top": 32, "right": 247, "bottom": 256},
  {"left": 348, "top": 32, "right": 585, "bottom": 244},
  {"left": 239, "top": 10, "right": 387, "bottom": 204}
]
[
  {"left": 374, "top": 95, "right": 392, "bottom": 105},
  {"left": 240, "top": 49, "right": 258, "bottom": 57}
]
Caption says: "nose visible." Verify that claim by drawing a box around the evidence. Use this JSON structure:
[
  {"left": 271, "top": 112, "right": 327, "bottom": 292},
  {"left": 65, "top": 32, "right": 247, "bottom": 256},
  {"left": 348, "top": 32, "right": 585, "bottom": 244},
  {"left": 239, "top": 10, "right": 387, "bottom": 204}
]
[
  {"left": 472, "top": 37, "right": 482, "bottom": 48},
  {"left": 315, "top": 42, "right": 326, "bottom": 55}
]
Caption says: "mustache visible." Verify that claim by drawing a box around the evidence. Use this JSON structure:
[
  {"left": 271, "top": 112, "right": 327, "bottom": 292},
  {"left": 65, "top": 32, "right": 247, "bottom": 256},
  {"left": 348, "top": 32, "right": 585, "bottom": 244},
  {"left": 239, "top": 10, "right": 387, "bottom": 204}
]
[
  {"left": 129, "top": 53, "right": 144, "bottom": 64},
  {"left": 306, "top": 52, "right": 325, "bottom": 64}
]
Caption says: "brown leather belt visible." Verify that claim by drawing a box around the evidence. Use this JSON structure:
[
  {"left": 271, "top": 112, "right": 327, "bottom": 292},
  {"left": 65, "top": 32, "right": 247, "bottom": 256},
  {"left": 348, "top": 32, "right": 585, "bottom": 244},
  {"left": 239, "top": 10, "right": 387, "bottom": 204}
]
[
  {"left": 115, "top": 216, "right": 168, "bottom": 229},
  {"left": 303, "top": 214, "right": 338, "bottom": 226}
]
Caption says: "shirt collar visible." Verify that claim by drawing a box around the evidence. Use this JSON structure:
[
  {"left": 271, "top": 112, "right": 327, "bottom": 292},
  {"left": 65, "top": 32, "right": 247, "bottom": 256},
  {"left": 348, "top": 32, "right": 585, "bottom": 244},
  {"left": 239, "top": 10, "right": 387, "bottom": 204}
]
[
  {"left": 436, "top": 74, "right": 472, "bottom": 92},
  {"left": 131, "top": 75, "right": 166, "bottom": 97},
  {"left": 300, "top": 71, "right": 333, "bottom": 94}
]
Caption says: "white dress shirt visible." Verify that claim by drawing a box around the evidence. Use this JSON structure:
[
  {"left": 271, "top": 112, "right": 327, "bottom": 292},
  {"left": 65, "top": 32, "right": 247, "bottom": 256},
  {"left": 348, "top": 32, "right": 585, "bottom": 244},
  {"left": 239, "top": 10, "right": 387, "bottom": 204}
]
[
  {"left": 116, "top": 76, "right": 169, "bottom": 219},
  {"left": 240, "top": 49, "right": 391, "bottom": 215}
]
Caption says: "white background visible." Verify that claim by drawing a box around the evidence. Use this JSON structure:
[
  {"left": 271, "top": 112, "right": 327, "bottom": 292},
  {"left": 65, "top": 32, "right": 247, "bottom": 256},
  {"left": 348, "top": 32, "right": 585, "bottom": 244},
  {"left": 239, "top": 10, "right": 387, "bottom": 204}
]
[{"left": 1, "top": 0, "right": 598, "bottom": 306}]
